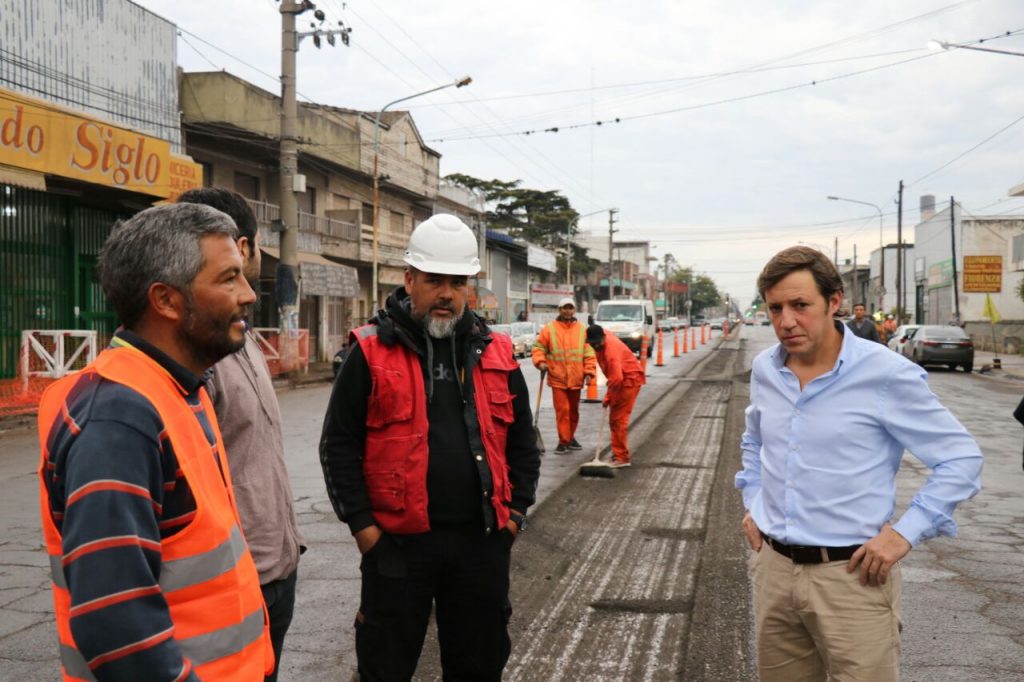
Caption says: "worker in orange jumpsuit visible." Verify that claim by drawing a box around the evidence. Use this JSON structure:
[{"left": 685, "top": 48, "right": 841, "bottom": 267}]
[
  {"left": 532, "top": 297, "right": 597, "bottom": 454},
  {"left": 586, "top": 324, "right": 645, "bottom": 467}
]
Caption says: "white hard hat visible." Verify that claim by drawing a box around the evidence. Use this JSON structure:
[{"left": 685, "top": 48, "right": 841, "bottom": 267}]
[
  {"left": 558, "top": 297, "right": 576, "bottom": 308},
  {"left": 404, "top": 214, "right": 481, "bottom": 276}
]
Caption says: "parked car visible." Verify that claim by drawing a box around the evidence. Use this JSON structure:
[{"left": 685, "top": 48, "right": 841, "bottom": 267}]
[
  {"left": 489, "top": 323, "right": 520, "bottom": 354},
  {"left": 709, "top": 318, "right": 725, "bottom": 330},
  {"left": 658, "top": 316, "right": 684, "bottom": 331},
  {"left": 510, "top": 321, "right": 538, "bottom": 358},
  {"left": 906, "top": 325, "right": 974, "bottom": 372},
  {"left": 888, "top": 324, "right": 920, "bottom": 358}
]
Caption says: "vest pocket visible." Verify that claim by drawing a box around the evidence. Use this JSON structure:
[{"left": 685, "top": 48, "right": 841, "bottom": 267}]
[
  {"left": 365, "top": 469, "right": 406, "bottom": 512},
  {"left": 488, "top": 390, "right": 515, "bottom": 425},
  {"left": 367, "top": 368, "right": 414, "bottom": 428}
]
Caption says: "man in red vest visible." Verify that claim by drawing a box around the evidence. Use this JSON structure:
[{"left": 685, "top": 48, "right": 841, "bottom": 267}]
[
  {"left": 37, "top": 203, "right": 273, "bottom": 681},
  {"left": 321, "top": 214, "right": 541, "bottom": 681},
  {"left": 586, "top": 325, "right": 646, "bottom": 467}
]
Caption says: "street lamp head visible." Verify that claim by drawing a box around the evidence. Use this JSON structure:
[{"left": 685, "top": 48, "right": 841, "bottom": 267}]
[
  {"left": 826, "top": 195, "right": 839, "bottom": 201},
  {"left": 456, "top": 76, "right": 472, "bottom": 88},
  {"left": 927, "top": 39, "right": 949, "bottom": 52}
]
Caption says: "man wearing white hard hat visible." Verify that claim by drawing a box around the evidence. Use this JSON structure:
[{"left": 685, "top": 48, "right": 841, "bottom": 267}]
[
  {"left": 531, "top": 296, "right": 597, "bottom": 453},
  {"left": 320, "top": 214, "right": 541, "bottom": 680}
]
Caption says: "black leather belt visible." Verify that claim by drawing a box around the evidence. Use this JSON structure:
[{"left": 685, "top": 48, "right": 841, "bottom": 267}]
[{"left": 761, "top": 532, "right": 861, "bottom": 565}]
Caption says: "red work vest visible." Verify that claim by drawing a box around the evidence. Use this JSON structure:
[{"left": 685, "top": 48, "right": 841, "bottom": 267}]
[
  {"left": 37, "top": 346, "right": 273, "bottom": 681},
  {"left": 353, "top": 325, "right": 518, "bottom": 533}
]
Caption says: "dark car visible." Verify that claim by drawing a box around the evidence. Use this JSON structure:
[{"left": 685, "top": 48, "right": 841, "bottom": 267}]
[{"left": 906, "top": 325, "right": 974, "bottom": 373}]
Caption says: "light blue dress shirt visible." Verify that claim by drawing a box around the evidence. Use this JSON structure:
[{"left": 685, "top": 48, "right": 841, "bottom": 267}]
[{"left": 735, "top": 322, "right": 982, "bottom": 547}]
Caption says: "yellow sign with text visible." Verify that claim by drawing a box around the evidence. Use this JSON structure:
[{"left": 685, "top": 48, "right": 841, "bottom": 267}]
[
  {"left": 962, "top": 255, "right": 1002, "bottom": 293},
  {"left": 0, "top": 87, "right": 201, "bottom": 199}
]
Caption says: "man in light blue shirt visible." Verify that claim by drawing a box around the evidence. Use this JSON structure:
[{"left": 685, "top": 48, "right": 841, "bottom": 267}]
[{"left": 735, "top": 246, "right": 982, "bottom": 682}]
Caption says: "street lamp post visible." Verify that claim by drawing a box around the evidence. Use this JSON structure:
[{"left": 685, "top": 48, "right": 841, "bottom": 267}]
[
  {"left": 827, "top": 195, "right": 884, "bottom": 313},
  {"left": 371, "top": 76, "right": 471, "bottom": 313},
  {"left": 928, "top": 40, "right": 1024, "bottom": 58}
]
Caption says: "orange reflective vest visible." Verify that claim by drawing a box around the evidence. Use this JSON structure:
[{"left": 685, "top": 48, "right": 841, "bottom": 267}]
[
  {"left": 353, "top": 325, "right": 519, "bottom": 534},
  {"left": 37, "top": 346, "right": 273, "bottom": 681},
  {"left": 531, "top": 319, "right": 597, "bottom": 389}
]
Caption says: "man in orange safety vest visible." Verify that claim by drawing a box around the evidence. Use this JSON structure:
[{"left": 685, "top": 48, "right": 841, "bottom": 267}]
[{"left": 532, "top": 297, "right": 597, "bottom": 454}]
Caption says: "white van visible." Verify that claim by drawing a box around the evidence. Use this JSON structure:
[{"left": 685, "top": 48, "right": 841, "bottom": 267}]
[{"left": 591, "top": 299, "right": 657, "bottom": 357}]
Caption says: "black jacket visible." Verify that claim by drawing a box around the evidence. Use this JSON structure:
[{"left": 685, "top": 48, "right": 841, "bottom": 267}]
[{"left": 320, "top": 287, "right": 541, "bottom": 535}]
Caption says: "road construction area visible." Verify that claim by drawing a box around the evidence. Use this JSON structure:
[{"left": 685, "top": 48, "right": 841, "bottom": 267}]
[{"left": 2, "top": 325, "right": 1024, "bottom": 680}]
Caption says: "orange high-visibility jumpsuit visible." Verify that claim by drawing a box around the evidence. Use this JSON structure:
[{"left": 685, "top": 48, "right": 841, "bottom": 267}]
[
  {"left": 532, "top": 318, "right": 596, "bottom": 447},
  {"left": 594, "top": 333, "right": 645, "bottom": 464}
]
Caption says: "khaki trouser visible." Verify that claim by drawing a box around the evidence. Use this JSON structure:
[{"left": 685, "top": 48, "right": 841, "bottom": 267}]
[{"left": 752, "top": 542, "right": 903, "bottom": 682}]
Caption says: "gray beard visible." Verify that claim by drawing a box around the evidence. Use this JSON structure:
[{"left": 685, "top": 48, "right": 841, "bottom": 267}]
[{"left": 411, "top": 302, "right": 465, "bottom": 339}]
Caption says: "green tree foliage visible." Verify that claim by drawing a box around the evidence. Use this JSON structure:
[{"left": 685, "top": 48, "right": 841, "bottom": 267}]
[
  {"left": 444, "top": 173, "right": 593, "bottom": 275},
  {"left": 664, "top": 266, "right": 722, "bottom": 315}
]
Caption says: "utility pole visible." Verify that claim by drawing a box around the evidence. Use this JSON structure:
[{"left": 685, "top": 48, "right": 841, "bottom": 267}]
[
  {"left": 950, "top": 196, "right": 960, "bottom": 324},
  {"left": 834, "top": 235, "right": 838, "bottom": 268},
  {"left": 852, "top": 243, "right": 858, "bottom": 305},
  {"left": 278, "top": 1, "right": 302, "bottom": 371},
  {"left": 278, "top": 0, "right": 350, "bottom": 370},
  {"left": 607, "top": 208, "right": 618, "bottom": 298},
  {"left": 896, "top": 180, "right": 904, "bottom": 322}
]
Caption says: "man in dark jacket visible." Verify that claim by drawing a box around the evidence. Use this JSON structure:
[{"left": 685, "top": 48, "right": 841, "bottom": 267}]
[
  {"left": 847, "top": 302, "right": 881, "bottom": 343},
  {"left": 320, "top": 214, "right": 541, "bottom": 681}
]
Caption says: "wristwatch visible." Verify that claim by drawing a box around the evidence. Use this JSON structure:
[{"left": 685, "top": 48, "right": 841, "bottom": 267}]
[{"left": 508, "top": 511, "right": 528, "bottom": 532}]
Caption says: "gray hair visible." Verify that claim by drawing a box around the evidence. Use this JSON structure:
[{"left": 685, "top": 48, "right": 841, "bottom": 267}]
[{"left": 99, "top": 203, "right": 238, "bottom": 328}]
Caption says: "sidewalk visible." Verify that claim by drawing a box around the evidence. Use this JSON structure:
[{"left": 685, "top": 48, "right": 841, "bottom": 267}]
[{"left": 972, "top": 349, "right": 1024, "bottom": 381}]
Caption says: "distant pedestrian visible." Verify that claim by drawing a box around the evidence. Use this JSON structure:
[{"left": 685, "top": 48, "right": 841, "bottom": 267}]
[
  {"left": 178, "top": 187, "right": 304, "bottom": 682},
  {"left": 320, "top": 214, "right": 541, "bottom": 681},
  {"left": 735, "top": 245, "right": 982, "bottom": 682},
  {"left": 38, "top": 204, "right": 273, "bottom": 680},
  {"left": 531, "top": 297, "right": 596, "bottom": 453},
  {"left": 586, "top": 325, "right": 645, "bottom": 467},
  {"left": 846, "top": 302, "right": 881, "bottom": 343}
]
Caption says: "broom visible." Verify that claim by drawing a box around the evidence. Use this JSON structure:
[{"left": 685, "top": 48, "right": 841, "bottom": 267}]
[
  {"left": 533, "top": 370, "right": 546, "bottom": 453},
  {"left": 579, "top": 405, "right": 615, "bottom": 478}
]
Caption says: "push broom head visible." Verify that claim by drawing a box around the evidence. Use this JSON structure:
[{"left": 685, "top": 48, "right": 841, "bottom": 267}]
[{"left": 579, "top": 460, "right": 616, "bottom": 478}]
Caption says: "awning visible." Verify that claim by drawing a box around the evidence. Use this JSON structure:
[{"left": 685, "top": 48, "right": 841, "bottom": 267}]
[
  {"left": 0, "top": 164, "right": 46, "bottom": 191},
  {"left": 261, "top": 246, "right": 360, "bottom": 297}
]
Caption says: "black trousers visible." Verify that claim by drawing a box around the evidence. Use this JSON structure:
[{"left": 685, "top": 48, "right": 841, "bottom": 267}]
[
  {"left": 355, "top": 527, "right": 514, "bottom": 681},
  {"left": 261, "top": 568, "right": 298, "bottom": 682}
]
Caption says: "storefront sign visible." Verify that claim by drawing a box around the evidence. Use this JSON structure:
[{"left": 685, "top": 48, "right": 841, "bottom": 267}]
[
  {"left": 0, "top": 87, "right": 201, "bottom": 199},
  {"left": 962, "top": 255, "right": 1002, "bottom": 293},
  {"left": 530, "top": 283, "right": 574, "bottom": 307},
  {"left": 927, "top": 259, "right": 953, "bottom": 289}
]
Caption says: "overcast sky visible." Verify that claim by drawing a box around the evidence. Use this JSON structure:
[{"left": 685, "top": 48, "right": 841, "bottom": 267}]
[{"left": 134, "top": 0, "right": 1024, "bottom": 309}]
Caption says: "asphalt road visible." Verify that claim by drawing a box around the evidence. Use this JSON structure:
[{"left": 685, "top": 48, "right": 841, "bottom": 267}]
[{"left": 2, "top": 324, "right": 1023, "bottom": 680}]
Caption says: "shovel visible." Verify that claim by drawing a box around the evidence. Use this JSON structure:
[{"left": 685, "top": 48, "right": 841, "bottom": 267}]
[
  {"left": 579, "top": 406, "right": 615, "bottom": 478},
  {"left": 533, "top": 369, "right": 546, "bottom": 453}
]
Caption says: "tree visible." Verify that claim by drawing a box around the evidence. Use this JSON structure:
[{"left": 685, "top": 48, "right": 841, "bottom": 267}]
[
  {"left": 665, "top": 266, "right": 722, "bottom": 316},
  {"left": 445, "top": 173, "right": 593, "bottom": 276}
]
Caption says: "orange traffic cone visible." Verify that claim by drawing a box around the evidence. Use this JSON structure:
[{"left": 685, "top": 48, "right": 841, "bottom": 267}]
[
  {"left": 701, "top": 324, "right": 706, "bottom": 345},
  {"left": 673, "top": 327, "right": 679, "bottom": 357},
  {"left": 656, "top": 329, "right": 664, "bottom": 366},
  {"left": 691, "top": 325, "right": 696, "bottom": 349},
  {"left": 683, "top": 326, "right": 688, "bottom": 353},
  {"left": 723, "top": 320, "right": 730, "bottom": 337},
  {"left": 584, "top": 375, "right": 600, "bottom": 403}
]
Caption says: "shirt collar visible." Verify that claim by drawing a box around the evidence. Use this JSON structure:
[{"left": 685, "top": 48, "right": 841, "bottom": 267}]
[
  {"left": 111, "top": 329, "right": 204, "bottom": 394},
  {"left": 770, "top": 319, "right": 851, "bottom": 375}
]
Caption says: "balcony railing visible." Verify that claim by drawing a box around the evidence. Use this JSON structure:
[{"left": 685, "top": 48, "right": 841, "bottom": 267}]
[{"left": 244, "top": 199, "right": 358, "bottom": 241}]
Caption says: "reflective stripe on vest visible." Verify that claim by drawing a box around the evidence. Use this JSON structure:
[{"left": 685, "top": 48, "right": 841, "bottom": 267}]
[
  {"left": 545, "top": 321, "right": 587, "bottom": 362},
  {"left": 158, "top": 524, "right": 247, "bottom": 593},
  {"left": 180, "top": 605, "right": 266, "bottom": 665},
  {"left": 48, "top": 524, "right": 246, "bottom": 593},
  {"left": 57, "top": 606, "right": 263, "bottom": 679}
]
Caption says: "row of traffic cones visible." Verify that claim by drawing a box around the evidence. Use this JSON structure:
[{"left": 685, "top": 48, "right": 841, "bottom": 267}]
[{"left": 586, "top": 322, "right": 718, "bottom": 399}]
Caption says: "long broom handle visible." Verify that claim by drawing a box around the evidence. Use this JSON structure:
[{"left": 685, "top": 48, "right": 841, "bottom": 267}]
[
  {"left": 533, "top": 369, "right": 546, "bottom": 429},
  {"left": 592, "top": 405, "right": 609, "bottom": 463}
]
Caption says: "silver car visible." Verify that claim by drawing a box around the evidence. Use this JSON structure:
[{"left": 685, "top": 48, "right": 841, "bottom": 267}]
[
  {"left": 888, "top": 324, "right": 920, "bottom": 358},
  {"left": 906, "top": 325, "right": 974, "bottom": 373},
  {"left": 510, "top": 321, "right": 538, "bottom": 359}
]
